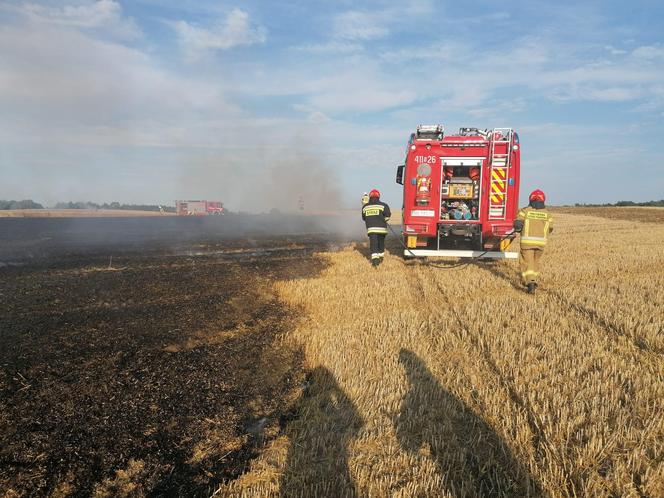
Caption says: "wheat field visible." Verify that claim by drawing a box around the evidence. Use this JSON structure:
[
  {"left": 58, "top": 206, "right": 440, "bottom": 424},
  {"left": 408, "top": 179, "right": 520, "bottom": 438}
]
[{"left": 216, "top": 211, "right": 664, "bottom": 498}]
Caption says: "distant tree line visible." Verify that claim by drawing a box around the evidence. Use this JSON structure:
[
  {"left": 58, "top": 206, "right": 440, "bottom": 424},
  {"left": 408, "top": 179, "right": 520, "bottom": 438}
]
[
  {"left": 0, "top": 199, "right": 175, "bottom": 212},
  {"left": 53, "top": 201, "right": 175, "bottom": 212},
  {"left": 0, "top": 199, "right": 44, "bottom": 209},
  {"left": 574, "top": 200, "right": 664, "bottom": 207}
]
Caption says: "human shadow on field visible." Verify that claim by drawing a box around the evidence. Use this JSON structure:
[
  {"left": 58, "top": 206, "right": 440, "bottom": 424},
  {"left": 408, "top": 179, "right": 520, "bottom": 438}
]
[
  {"left": 384, "top": 228, "right": 405, "bottom": 257},
  {"left": 353, "top": 238, "right": 373, "bottom": 261},
  {"left": 280, "top": 366, "right": 363, "bottom": 498},
  {"left": 394, "top": 349, "right": 543, "bottom": 497}
]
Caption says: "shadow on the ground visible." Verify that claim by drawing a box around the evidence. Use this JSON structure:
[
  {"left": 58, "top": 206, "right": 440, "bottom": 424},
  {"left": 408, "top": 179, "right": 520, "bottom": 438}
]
[
  {"left": 394, "top": 349, "right": 543, "bottom": 497},
  {"left": 280, "top": 366, "right": 363, "bottom": 498},
  {"left": 354, "top": 238, "right": 372, "bottom": 261},
  {"left": 385, "top": 230, "right": 406, "bottom": 257},
  {"left": 472, "top": 259, "right": 524, "bottom": 292}
]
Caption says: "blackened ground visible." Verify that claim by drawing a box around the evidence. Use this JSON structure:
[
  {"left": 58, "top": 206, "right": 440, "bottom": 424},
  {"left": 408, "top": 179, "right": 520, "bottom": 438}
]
[
  {"left": 0, "top": 213, "right": 363, "bottom": 263},
  {"left": 0, "top": 223, "right": 352, "bottom": 496}
]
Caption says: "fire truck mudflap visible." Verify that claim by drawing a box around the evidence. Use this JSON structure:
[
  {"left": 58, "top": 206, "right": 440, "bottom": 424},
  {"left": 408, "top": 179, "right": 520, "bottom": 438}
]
[{"left": 396, "top": 125, "right": 520, "bottom": 259}]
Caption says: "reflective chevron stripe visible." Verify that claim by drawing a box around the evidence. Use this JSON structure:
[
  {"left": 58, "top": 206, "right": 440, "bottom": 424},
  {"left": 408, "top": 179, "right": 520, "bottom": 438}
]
[
  {"left": 491, "top": 181, "right": 505, "bottom": 193},
  {"left": 492, "top": 169, "right": 506, "bottom": 180}
]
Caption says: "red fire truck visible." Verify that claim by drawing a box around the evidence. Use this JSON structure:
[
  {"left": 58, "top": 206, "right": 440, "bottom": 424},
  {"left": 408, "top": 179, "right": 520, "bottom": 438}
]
[
  {"left": 396, "top": 125, "right": 520, "bottom": 258},
  {"left": 175, "top": 200, "right": 225, "bottom": 216}
]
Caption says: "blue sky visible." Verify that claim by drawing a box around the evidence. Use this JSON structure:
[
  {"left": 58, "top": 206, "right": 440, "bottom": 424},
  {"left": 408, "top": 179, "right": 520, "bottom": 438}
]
[{"left": 1, "top": 0, "right": 663, "bottom": 210}]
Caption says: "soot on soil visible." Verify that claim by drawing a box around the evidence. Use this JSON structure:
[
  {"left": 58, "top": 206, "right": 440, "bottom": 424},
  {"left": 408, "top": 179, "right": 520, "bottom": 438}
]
[{"left": 0, "top": 237, "right": 330, "bottom": 497}]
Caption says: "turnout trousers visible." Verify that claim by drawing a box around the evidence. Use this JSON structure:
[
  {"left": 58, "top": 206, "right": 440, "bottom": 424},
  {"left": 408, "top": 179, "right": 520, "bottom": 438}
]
[
  {"left": 519, "top": 246, "right": 543, "bottom": 284},
  {"left": 369, "top": 233, "right": 386, "bottom": 260}
]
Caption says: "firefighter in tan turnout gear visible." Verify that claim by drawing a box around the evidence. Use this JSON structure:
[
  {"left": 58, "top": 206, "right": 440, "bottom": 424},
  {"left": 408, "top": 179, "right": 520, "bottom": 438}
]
[
  {"left": 513, "top": 189, "right": 553, "bottom": 293},
  {"left": 362, "top": 189, "right": 391, "bottom": 267}
]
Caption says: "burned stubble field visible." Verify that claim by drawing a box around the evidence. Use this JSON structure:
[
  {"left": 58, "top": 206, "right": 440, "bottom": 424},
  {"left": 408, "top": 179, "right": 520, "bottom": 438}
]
[{"left": 0, "top": 216, "right": 356, "bottom": 497}]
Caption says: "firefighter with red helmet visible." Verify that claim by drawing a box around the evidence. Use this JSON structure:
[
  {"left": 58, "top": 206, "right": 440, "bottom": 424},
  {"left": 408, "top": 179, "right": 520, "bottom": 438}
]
[
  {"left": 362, "top": 189, "right": 391, "bottom": 266},
  {"left": 513, "top": 189, "right": 554, "bottom": 293}
]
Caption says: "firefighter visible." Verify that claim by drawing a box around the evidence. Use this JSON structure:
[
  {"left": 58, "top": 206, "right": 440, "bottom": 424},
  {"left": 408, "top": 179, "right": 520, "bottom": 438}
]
[
  {"left": 361, "top": 192, "right": 370, "bottom": 206},
  {"left": 513, "top": 189, "right": 553, "bottom": 293},
  {"left": 362, "top": 189, "right": 391, "bottom": 267}
]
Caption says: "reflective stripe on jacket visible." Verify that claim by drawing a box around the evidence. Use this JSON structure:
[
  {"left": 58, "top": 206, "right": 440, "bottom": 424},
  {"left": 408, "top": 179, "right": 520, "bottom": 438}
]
[
  {"left": 516, "top": 206, "right": 553, "bottom": 247},
  {"left": 362, "top": 199, "right": 391, "bottom": 235}
]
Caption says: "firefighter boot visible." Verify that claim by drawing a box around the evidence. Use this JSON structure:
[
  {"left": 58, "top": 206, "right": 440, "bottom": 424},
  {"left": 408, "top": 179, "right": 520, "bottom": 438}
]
[
  {"left": 527, "top": 282, "right": 537, "bottom": 294},
  {"left": 372, "top": 258, "right": 380, "bottom": 267}
]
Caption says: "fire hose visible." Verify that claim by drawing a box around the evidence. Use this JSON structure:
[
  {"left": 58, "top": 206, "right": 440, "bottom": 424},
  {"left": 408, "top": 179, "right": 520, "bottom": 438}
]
[{"left": 387, "top": 223, "right": 517, "bottom": 269}]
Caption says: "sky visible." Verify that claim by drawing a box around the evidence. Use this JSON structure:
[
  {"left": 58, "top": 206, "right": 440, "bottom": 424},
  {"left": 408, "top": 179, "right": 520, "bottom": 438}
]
[{"left": 1, "top": 0, "right": 663, "bottom": 210}]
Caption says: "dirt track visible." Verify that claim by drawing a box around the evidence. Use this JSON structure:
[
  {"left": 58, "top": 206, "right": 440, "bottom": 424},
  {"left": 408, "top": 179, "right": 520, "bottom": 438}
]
[{"left": 0, "top": 216, "right": 360, "bottom": 497}]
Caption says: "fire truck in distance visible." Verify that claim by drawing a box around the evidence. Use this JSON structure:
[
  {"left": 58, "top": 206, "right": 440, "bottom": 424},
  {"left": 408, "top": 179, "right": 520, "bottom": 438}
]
[
  {"left": 396, "top": 125, "right": 520, "bottom": 258},
  {"left": 175, "top": 200, "right": 225, "bottom": 216}
]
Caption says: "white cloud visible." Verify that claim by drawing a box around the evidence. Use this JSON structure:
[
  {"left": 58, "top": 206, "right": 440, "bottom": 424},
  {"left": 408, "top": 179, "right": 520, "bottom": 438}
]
[
  {"left": 605, "top": 45, "right": 628, "bottom": 56},
  {"left": 248, "top": 27, "right": 664, "bottom": 122},
  {"left": 585, "top": 86, "right": 644, "bottom": 102},
  {"left": 171, "top": 8, "right": 266, "bottom": 59},
  {"left": 333, "top": 10, "right": 389, "bottom": 41},
  {"left": 378, "top": 45, "right": 459, "bottom": 63},
  {"left": 419, "top": 39, "right": 664, "bottom": 109},
  {"left": 293, "top": 105, "right": 331, "bottom": 124},
  {"left": 632, "top": 45, "right": 664, "bottom": 60},
  {"left": 0, "top": 23, "right": 239, "bottom": 144},
  {"left": 16, "top": 0, "right": 140, "bottom": 38},
  {"left": 297, "top": 0, "right": 435, "bottom": 53},
  {"left": 293, "top": 59, "right": 419, "bottom": 114},
  {"left": 295, "top": 41, "right": 363, "bottom": 54},
  {"left": 311, "top": 87, "right": 415, "bottom": 113}
]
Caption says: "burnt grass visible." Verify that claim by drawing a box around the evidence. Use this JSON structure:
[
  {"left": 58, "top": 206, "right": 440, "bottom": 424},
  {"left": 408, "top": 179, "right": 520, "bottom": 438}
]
[{"left": 0, "top": 238, "right": 331, "bottom": 497}]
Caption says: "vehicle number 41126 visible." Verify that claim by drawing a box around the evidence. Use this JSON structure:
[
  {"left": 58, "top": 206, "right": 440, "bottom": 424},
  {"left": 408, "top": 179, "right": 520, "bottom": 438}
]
[{"left": 414, "top": 156, "right": 437, "bottom": 164}]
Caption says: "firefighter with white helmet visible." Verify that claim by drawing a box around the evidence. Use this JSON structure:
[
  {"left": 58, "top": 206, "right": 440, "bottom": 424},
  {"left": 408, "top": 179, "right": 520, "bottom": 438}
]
[
  {"left": 362, "top": 189, "right": 391, "bottom": 267},
  {"left": 513, "top": 189, "right": 554, "bottom": 293},
  {"left": 361, "top": 192, "right": 370, "bottom": 206}
]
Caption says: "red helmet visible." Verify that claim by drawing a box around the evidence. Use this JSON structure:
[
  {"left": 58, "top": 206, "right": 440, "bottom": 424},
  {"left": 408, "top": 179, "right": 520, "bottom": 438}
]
[
  {"left": 529, "top": 189, "right": 546, "bottom": 203},
  {"left": 369, "top": 189, "right": 380, "bottom": 198}
]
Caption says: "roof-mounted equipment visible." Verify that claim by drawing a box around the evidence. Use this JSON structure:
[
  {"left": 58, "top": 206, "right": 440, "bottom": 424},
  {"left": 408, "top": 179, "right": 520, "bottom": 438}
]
[
  {"left": 459, "top": 127, "right": 490, "bottom": 139},
  {"left": 416, "top": 124, "right": 444, "bottom": 140}
]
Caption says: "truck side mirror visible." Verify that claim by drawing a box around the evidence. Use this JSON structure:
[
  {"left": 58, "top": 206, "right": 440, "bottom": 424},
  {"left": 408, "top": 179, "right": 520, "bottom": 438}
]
[{"left": 396, "top": 165, "right": 405, "bottom": 185}]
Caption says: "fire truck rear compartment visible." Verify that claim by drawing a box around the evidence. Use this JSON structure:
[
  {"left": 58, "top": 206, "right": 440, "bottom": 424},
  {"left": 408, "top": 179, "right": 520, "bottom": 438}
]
[
  {"left": 439, "top": 163, "right": 482, "bottom": 250},
  {"left": 441, "top": 162, "right": 481, "bottom": 216}
]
